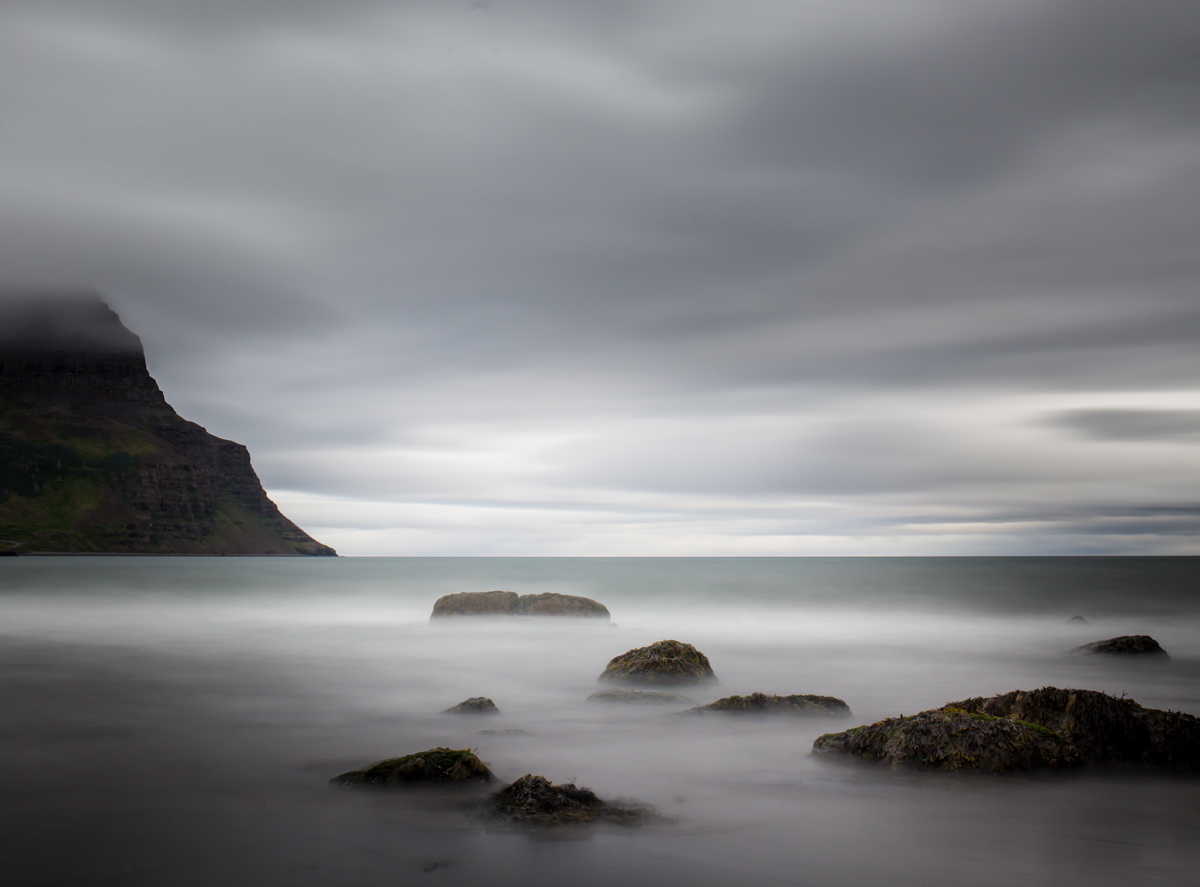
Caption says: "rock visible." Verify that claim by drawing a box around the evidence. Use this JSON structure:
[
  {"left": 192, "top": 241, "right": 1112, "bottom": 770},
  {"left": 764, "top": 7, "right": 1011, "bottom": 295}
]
[
  {"left": 431, "top": 591, "right": 520, "bottom": 617},
  {"left": 475, "top": 729, "right": 529, "bottom": 736},
  {"left": 331, "top": 748, "right": 493, "bottom": 785},
  {"left": 586, "top": 688, "right": 698, "bottom": 705},
  {"left": 443, "top": 696, "right": 500, "bottom": 715},
  {"left": 515, "top": 592, "right": 610, "bottom": 618},
  {"left": 598, "top": 639, "right": 718, "bottom": 687},
  {"left": 813, "top": 708, "right": 1080, "bottom": 772},
  {"left": 1066, "top": 615, "right": 1088, "bottom": 624},
  {"left": 488, "top": 774, "right": 651, "bottom": 825},
  {"left": 430, "top": 590, "right": 609, "bottom": 619},
  {"left": 687, "top": 692, "right": 851, "bottom": 716},
  {"left": 1073, "top": 635, "right": 1169, "bottom": 657},
  {"left": 946, "top": 687, "right": 1200, "bottom": 768}
]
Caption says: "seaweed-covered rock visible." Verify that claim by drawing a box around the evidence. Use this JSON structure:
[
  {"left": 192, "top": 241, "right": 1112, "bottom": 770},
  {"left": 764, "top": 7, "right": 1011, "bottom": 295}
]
[
  {"left": 946, "top": 687, "right": 1200, "bottom": 768},
  {"left": 688, "top": 692, "right": 851, "bottom": 716},
  {"left": 813, "top": 708, "right": 1080, "bottom": 772},
  {"left": 488, "top": 774, "right": 651, "bottom": 825},
  {"left": 443, "top": 696, "right": 500, "bottom": 715},
  {"left": 331, "top": 748, "right": 493, "bottom": 785},
  {"left": 1073, "top": 635, "right": 1169, "bottom": 657},
  {"left": 586, "top": 688, "right": 697, "bottom": 705},
  {"left": 430, "top": 590, "right": 610, "bottom": 619},
  {"left": 598, "top": 639, "right": 717, "bottom": 686}
]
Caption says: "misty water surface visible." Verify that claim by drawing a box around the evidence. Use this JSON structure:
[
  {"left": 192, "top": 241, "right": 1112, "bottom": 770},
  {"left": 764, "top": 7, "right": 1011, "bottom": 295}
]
[{"left": 1, "top": 557, "right": 1197, "bottom": 886}]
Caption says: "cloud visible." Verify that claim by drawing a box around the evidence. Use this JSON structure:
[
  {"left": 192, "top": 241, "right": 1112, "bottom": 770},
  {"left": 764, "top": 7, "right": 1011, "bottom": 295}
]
[{"left": 1, "top": 1, "right": 1198, "bottom": 552}]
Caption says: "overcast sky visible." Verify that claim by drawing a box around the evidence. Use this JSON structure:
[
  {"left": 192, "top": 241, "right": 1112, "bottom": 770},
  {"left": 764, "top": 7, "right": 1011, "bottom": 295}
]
[{"left": 2, "top": 0, "right": 1198, "bottom": 555}]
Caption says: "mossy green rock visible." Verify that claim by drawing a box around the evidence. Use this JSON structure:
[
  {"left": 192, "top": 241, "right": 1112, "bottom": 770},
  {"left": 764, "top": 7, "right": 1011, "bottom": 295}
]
[
  {"left": 689, "top": 692, "right": 851, "bottom": 716},
  {"left": 443, "top": 696, "right": 500, "bottom": 715},
  {"left": 814, "top": 708, "right": 1080, "bottom": 772},
  {"left": 489, "top": 774, "right": 651, "bottom": 826},
  {"left": 331, "top": 748, "right": 493, "bottom": 786},
  {"left": 598, "top": 639, "right": 717, "bottom": 687},
  {"left": 946, "top": 687, "right": 1200, "bottom": 768},
  {"left": 587, "top": 688, "right": 697, "bottom": 705}
]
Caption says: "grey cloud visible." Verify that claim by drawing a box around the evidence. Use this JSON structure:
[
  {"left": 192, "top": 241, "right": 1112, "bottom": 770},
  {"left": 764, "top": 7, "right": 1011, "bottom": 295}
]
[{"left": 1050, "top": 409, "right": 1200, "bottom": 442}]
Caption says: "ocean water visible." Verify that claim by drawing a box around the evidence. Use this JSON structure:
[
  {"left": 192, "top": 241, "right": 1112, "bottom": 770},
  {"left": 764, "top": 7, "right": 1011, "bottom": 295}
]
[{"left": 1, "top": 556, "right": 1197, "bottom": 886}]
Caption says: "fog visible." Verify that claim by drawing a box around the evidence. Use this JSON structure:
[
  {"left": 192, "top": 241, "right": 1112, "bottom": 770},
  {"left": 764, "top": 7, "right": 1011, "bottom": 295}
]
[{"left": 3, "top": 557, "right": 1197, "bottom": 885}]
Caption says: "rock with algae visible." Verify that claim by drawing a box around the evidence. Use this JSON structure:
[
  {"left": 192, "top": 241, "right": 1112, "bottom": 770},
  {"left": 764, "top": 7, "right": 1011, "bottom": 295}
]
[
  {"left": 687, "top": 692, "right": 851, "bottom": 716},
  {"left": 1073, "top": 635, "right": 1169, "bottom": 657},
  {"left": 946, "top": 687, "right": 1200, "bottom": 769},
  {"left": 488, "top": 774, "right": 652, "bottom": 826},
  {"left": 430, "top": 590, "right": 610, "bottom": 619},
  {"left": 598, "top": 639, "right": 717, "bottom": 687},
  {"left": 587, "top": 688, "right": 698, "bottom": 705},
  {"left": 331, "top": 748, "right": 493, "bottom": 786},
  {"left": 813, "top": 708, "right": 1080, "bottom": 772},
  {"left": 443, "top": 696, "right": 500, "bottom": 715}
]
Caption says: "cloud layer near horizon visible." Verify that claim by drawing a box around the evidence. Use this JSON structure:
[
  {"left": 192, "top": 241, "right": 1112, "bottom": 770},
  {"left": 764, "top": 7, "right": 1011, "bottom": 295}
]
[{"left": 2, "top": 0, "right": 1199, "bottom": 554}]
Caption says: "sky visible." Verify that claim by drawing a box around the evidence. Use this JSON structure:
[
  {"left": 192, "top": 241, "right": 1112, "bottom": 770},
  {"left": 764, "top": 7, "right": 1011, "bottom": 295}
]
[{"left": 1, "top": 0, "right": 1198, "bottom": 556}]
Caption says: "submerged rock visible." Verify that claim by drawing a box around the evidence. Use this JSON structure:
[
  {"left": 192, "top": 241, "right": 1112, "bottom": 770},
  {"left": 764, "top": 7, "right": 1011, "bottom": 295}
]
[
  {"left": 1066, "top": 615, "right": 1088, "bottom": 624},
  {"left": 946, "top": 687, "right": 1200, "bottom": 768},
  {"left": 332, "top": 748, "right": 493, "bottom": 786},
  {"left": 813, "top": 708, "right": 1080, "bottom": 772},
  {"left": 1073, "top": 635, "right": 1169, "bottom": 657},
  {"left": 688, "top": 692, "right": 851, "bottom": 716},
  {"left": 430, "top": 590, "right": 610, "bottom": 620},
  {"left": 488, "top": 774, "right": 652, "bottom": 826},
  {"left": 598, "top": 639, "right": 718, "bottom": 687},
  {"left": 586, "top": 688, "right": 697, "bottom": 705},
  {"left": 443, "top": 696, "right": 500, "bottom": 715}
]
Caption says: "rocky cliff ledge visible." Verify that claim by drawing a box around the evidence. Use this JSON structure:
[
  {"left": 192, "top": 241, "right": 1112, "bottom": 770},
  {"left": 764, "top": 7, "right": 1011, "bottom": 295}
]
[{"left": 0, "top": 293, "right": 335, "bottom": 555}]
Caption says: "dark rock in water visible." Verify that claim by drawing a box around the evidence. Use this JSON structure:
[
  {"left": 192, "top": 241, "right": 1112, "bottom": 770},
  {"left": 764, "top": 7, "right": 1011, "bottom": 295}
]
[
  {"left": 332, "top": 748, "right": 493, "bottom": 785},
  {"left": 0, "top": 549, "right": 18, "bottom": 556},
  {"left": 475, "top": 729, "right": 529, "bottom": 736},
  {"left": 488, "top": 774, "right": 651, "bottom": 825},
  {"left": 586, "top": 688, "right": 697, "bottom": 705},
  {"left": 1066, "top": 615, "right": 1088, "bottom": 624},
  {"left": 430, "top": 590, "right": 610, "bottom": 620},
  {"left": 946, "top": 687, "right": 1200, "bottom": 769},
  {"left": 515, "top": 592, "right": 610, "bottom": 618},
  {"left": 443, "top": 696, "right": 500, "bottom": 715},
  {"left": 688, "top": 692, "right": 851, "bottom": 716},
  {"left": 599, "top": 639, "right": 717, "bottom": 687},
  {"left": 1073, "top": 635, "right": 1169, "bottom": 657},
  {"left": 813, "top": 708, "right": 1080, "bottom": 772},
  {"left": 431, "top": 590, "right": 520, "bottom": 617}
]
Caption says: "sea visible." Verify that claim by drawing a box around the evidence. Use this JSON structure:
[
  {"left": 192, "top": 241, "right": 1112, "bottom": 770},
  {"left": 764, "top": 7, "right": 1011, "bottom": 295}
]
[{"left": 1, "top": 556, "right": 1197, "bottom": 886}]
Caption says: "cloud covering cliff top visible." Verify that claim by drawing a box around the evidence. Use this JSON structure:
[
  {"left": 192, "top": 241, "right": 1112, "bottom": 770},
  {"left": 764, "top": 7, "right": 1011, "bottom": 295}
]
[{"left": 2, "top": 0, "right": 1198, "bottom": 554}]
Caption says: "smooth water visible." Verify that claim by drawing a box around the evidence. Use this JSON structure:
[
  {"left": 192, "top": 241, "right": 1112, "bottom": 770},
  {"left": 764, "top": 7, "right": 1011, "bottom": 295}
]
[{"left": 1, "top": 557, "right": 1197, "bottom": 886}]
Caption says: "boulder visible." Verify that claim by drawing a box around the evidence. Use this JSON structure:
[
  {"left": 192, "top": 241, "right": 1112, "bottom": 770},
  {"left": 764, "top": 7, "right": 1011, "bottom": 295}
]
[
  {"left": 586, "top": 688, "right": 697, "bottom": 705},
  {"left": 443, "top": 696, "right": 500, "bottom": 715},
  {"left": 598, "top": 639, "right": 717, "bottom": 687},
  {"left": 431, "top": 591, "right": 520, "bottom": 618},
  {"left": 1066, "top": 615, "right": 1088, "bottom": 624},
  {"left": 688, "top": 692, "right": 851, "bottom": 716},
  {"left": 515, "top": 592, "right": 610, "bottom": 618},
  {"left": 331, "top": 748, "right": 493, "bottom": 786},
  {"left": 1073, "top": 635, "right": 1169, "bottom": 657},
  {"left": 430, "top": 590, "right": 609, "bottom": 620},
  {"left": 488, "top": 774, "right": 651, "bottom": 825},
  {"left": 813, "top": 708, "right": 1080, "bottom": 772},
  {"left": 946, "top": 687, "right": 1200, "bottom": 768}
]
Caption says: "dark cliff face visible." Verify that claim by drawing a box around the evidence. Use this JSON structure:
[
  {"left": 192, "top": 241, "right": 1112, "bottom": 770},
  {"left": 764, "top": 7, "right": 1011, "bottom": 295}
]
[{"left": 0, "top": 293, "right": 336, "bottom": 555}]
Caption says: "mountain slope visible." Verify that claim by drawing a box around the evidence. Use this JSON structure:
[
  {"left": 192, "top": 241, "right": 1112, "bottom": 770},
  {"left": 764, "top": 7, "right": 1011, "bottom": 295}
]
[{"left": 0, "top": 293, "right": 335, "bottom": 555}]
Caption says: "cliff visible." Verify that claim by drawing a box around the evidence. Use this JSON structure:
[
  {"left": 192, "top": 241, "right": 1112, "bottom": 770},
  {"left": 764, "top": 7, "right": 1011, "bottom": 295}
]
[{"left": 0, "top": 293, "right": 336, "bottom": 555}]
